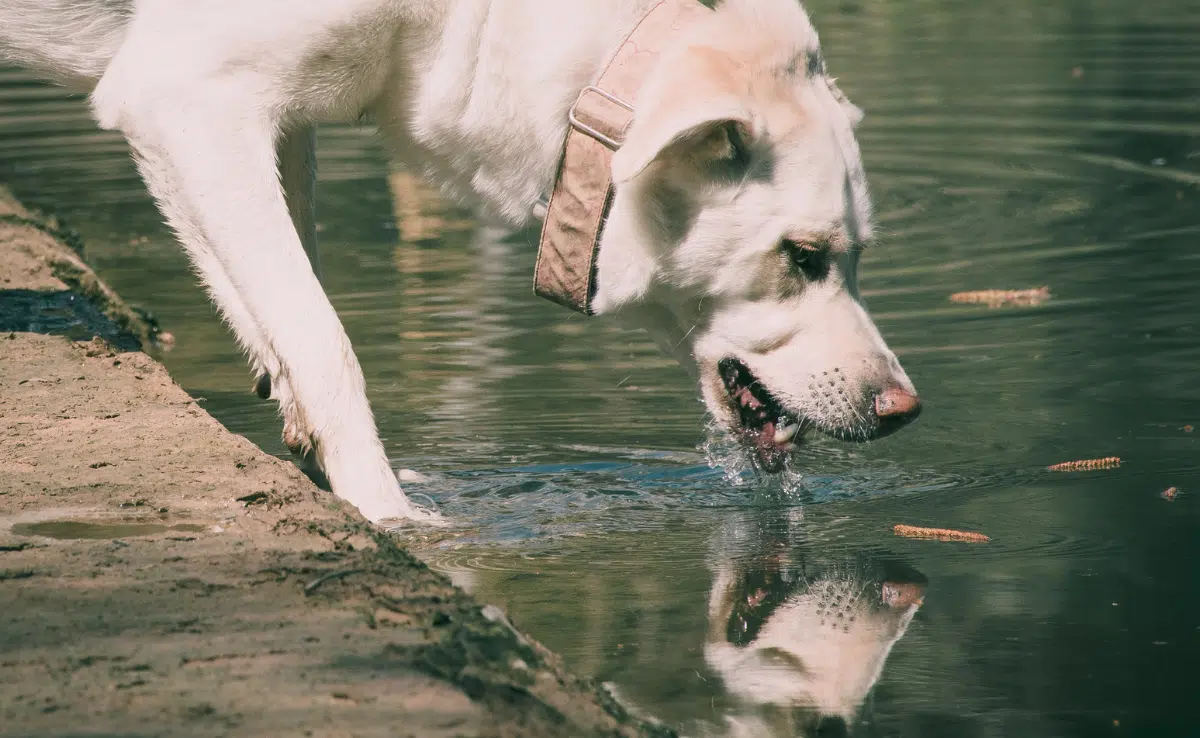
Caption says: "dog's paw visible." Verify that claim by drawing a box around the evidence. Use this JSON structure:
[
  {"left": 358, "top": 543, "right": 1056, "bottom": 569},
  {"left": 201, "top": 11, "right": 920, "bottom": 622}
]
[{"left": 321, "top": 454, "right": 446, "bottom": 526}]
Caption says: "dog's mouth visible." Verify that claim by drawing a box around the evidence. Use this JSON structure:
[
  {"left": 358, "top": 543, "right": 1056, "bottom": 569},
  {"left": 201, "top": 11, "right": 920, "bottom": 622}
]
[{"left": 718, "top": 357, "right": 809, "bottom": 473}]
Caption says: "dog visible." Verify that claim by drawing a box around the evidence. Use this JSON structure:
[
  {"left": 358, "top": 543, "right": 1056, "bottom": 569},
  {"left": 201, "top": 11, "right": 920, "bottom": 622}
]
[
  {"left": 0, "top": 0, "right": 921, "bottom": 525},
  {"left": 705, "top": 508, "right": 926, "bottom": 736}
]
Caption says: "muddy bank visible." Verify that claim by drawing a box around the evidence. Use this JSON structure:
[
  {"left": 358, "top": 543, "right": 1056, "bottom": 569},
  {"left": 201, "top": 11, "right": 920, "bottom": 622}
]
[{"left": 0, "top": 187, "right": 672, "bottom": 738}]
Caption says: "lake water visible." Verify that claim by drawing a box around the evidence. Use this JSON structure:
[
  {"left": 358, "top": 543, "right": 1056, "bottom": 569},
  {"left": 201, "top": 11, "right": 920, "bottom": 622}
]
[{"left": 2, "top": 0, "right": 1198, "bottom": 735}]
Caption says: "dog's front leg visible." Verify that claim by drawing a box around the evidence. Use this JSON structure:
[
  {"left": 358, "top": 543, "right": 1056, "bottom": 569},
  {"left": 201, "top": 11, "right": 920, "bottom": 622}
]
[
  {"left": 262, "top": 123, "right": 328, "bottom": 485},
  {"left": 100, "top": 88, "right": 433, "bottom": 524}
]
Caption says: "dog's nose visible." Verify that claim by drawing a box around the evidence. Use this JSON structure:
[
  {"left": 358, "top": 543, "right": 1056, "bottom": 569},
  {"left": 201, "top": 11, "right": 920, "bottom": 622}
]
[
  {"left": 881, "top": 580, "right": 926, "bottom": 609},
  {"left": 873, "top": 386, "right": 921, "bottom": 435}
]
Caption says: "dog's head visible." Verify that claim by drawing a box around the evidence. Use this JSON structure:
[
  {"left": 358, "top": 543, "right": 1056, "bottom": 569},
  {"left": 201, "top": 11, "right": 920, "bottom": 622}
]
[
  {"left": 595, "top": 0, "right": 918, "bottom": 469},
  {"left": 705, "top": 512, "right": 926, "bottom": 734},
  {"left": 707, "top": 559, "right": 925, "bottom": 735}
]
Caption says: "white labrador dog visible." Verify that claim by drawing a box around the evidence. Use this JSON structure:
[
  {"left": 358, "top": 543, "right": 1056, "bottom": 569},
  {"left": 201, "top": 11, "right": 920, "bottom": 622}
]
[{"left": 1, "top": 0, "right": 921, "bottom": 525}]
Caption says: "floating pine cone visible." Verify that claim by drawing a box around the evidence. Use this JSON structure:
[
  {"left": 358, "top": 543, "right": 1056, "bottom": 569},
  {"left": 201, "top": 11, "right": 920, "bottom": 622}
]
[
  {"left": 893, "top": 524, "right": 990, "bottom": 543},
  {"left": 1047, "top": 456, "right": 1121, "bottom": 472},
  {"left": 949, "top": 286, "right": 1050, "bottom": 308}
]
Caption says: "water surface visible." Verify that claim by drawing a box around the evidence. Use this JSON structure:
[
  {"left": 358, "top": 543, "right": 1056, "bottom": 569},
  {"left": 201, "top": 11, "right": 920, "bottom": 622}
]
[{"left": 2, "top": 0, "right": 1198, "bottom": 734}]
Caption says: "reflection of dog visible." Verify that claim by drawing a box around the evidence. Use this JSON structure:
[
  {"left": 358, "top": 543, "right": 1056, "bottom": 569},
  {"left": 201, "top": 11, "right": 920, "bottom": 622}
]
[
  {"left": 1, "top": 0, "right": 920, "bottom": 524},
  {"left": 706, "top": 511, "right": 926, "bottom": 736}
]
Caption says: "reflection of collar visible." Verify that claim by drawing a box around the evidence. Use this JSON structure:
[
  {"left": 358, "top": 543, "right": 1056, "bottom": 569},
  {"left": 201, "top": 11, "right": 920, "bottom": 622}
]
[{"left": 533, "top": 0, "right": 709, "bottom": 315}]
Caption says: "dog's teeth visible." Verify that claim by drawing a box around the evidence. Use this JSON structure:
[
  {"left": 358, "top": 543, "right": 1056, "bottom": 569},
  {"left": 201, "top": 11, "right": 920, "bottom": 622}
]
[{"left": 774, "top": 423, "right": 799, "bottom": 444}]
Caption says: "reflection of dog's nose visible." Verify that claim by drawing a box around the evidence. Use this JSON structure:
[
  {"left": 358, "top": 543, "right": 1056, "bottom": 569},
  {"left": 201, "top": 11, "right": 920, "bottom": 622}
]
[
  {"left": 881, "top": 581, "right": 926, "bottom": 609},
  {"left": 873, "top": 386, "right": 921, "bottom": 435}
]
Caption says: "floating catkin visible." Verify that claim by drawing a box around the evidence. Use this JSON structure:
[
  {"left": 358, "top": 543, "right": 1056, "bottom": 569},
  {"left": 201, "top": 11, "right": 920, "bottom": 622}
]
[
  {"left": 949, "top": 286, "right": 1050, "bottom": 307},
  {"left": 893, "top": 524, "right": 990, "bottom": 543},
  {"left": 1047, "top": 456, "right": 1121, "bottom": 472}
]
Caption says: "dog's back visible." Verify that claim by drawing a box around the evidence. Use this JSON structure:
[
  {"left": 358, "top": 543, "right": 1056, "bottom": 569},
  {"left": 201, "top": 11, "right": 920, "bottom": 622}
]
[{"left": 0, "top": 0, "right": 130, "bottom": 90}]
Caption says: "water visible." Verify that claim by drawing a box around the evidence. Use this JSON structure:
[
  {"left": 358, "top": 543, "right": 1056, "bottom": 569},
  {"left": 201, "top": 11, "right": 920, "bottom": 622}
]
[
  {"left": 12, "top": 521, "right": 208, "bottom": 540},
  {"left": 2, "top": 0, "right": 1199, "bottom": 734}
]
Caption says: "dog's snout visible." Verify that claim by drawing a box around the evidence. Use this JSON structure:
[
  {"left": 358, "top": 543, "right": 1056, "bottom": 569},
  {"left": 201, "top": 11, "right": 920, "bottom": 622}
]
[
  {"left": 872, "top": 386, "right": 921, "bottom": 435},
  {"left": 881, "top": 580, "right": 926, "bottom": 610}
]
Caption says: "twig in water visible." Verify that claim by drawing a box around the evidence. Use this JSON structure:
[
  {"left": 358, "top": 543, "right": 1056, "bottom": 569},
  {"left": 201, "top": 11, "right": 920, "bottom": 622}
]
[
  {"left": 893, "top": 524, "right": 990, "bottom": 543},
  {"left": 950, "top": 286, "right": 1050, "bottom": 308},
  {"left": 1047, "top": 456, "right": 1121, "bottom": 472}
]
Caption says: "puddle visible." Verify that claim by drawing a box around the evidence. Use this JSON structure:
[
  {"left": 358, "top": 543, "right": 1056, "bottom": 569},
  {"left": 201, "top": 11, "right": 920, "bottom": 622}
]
[{"left": 12, "top": 520, "right": 208, "bottom": 540}]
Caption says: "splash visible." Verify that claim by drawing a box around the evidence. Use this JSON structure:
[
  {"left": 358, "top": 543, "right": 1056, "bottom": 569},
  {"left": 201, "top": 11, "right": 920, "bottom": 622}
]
[{"left": 699, "top": 418, "right": 810, "bottom": 497}]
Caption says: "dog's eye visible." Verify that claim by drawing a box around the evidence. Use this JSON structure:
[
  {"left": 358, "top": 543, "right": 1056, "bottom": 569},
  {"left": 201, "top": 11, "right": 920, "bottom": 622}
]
[{"left": 781, "top": 238, "right": 828, "bottom": 281}]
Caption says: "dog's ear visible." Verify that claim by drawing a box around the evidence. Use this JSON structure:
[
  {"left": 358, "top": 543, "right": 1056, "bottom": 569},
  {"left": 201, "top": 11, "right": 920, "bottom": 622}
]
[
  {"left": 826, "top": 77, "right": 864, "bottom": 129},
  {"left": 612, "top": 47, "right": 756, "bottom": 184}
]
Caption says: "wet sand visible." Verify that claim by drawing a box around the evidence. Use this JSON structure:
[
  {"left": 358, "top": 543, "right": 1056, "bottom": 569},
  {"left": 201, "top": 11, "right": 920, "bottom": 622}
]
[{"left": 0, "top": 187, "right": 672, "bottom": 738}]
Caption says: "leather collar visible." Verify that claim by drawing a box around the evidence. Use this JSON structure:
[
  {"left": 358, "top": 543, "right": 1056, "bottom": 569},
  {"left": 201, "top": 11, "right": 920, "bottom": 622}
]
[{"left": 533, "top": 0, "right": 709, "bottom": 315}]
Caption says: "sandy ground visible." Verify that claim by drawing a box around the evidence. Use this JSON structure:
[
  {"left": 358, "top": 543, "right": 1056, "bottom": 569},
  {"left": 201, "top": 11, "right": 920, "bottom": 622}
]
[{"left": 0, "top": 188, "right": 673, "bottom": 738}]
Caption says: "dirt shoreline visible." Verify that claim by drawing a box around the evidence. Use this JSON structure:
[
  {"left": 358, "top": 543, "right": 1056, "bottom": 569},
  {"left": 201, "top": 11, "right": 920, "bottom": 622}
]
[{"left": 0, "top": 187, "right": 673, "bottom": 738}]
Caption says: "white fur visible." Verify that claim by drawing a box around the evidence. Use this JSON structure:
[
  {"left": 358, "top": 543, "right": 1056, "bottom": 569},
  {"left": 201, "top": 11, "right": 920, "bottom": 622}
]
[{"left": 0, "top": 0, "right": 917, "bottom": 524}]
